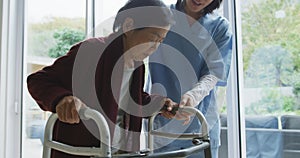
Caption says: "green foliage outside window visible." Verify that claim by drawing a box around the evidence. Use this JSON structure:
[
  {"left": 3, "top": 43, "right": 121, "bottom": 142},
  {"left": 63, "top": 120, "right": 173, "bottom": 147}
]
[
  {"left": 242, "top": 0, "right": 300, "bottom": 72},
  {"left": 28, "top": 17, "right": 85, "bottom": 57},
  {"left": 245, "top": 45, "right": 294, "bottom": 87},
  {"left": 220, "top": 0, "right": 300, "bottom": 115},
  {"left": 242, "top": 0, "right": 300, "bottom": 87},
  {"left": 245, "top": 89, "right": 299, "bottom": 115},
  {"left": 293, "top": 83, "right": 300, "bottom": 97},
  {"left": 48, "top": 28, "right": 85, "bottom": 58}
]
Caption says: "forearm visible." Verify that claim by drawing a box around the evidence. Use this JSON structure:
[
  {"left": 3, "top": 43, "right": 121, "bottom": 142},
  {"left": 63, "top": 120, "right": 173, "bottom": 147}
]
[
  {"left": 141, "top": 92, "right": 166, "bottom": 118},
  {"left": 184, "top": 74, "right": 218, "bottom": 106},
  {"left": 27, "top": 42, "right": 80, "bottom": 112},
  {"left": 27, "top": 72, "right": 72, "bottom": 112}
]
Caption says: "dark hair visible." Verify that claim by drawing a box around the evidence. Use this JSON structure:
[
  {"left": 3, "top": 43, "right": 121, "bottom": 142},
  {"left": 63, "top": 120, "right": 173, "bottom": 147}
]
[
  {"left": 113, "top": 0, "right": 174, "bottom": 32},
  {"left": 176, "top": 0, "right": 223, "bottom": 15}
]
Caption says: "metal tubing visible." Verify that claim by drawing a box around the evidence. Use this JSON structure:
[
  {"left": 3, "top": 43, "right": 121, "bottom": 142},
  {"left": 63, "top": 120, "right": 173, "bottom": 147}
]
[
  {"left": 42, "top": 107, "right": 111, "bottom": 158},
  {"left": 42, "top": 106, "right": 211, "bottom": 158},
  {"left": 147, "top": 107, "right": 209, "bottom": 151}
]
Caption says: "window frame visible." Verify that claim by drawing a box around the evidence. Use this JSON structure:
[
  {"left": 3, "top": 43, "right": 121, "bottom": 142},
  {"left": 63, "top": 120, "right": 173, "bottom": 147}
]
[
  {"left": 222, "top": 0, "right": 247, "bottom": 157},
  {"left": 0, "top": 0, "right": 24, "bottom": 157},
  {"left": 0, "top": 0, "right": 249, "bottom": 157}
]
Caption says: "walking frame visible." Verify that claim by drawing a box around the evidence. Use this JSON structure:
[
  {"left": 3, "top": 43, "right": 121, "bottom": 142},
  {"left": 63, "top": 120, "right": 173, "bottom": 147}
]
[{"left": 42, "top": 106, "right": 212, "bottom": 158}]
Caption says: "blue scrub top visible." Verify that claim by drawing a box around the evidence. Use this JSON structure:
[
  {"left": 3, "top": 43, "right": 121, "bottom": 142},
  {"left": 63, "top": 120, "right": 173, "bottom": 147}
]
[{"left": 148, "top": 4, "right": 232, "bottom": 129}]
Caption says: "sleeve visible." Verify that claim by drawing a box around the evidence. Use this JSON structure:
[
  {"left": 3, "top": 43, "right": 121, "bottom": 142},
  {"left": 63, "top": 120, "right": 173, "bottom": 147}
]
[
  {"left": 139, "top": 63, "right": 166, "bottom": 118},
  {"left": 213, "top": 18, "right": 233, "bottom": 86},
  {"left": 183, "top": 17, "right": 232, "bottom": 104},
  {"left": 141, "top": 92, "right": 166, "bottom": 118},
  {"left": 27, "top": 43, "right": 81, "bottom": 112},
  {"left": 185, "top": 74, "right": 218, "bottom": 106}
]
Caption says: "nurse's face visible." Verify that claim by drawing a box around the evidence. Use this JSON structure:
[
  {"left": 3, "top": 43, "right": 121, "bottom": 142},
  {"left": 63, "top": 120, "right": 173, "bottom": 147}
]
[
  {"left": 185, "top": 0, "right": 213, "bottom": 13},
  {"left": 124, "top": 26, "right": 170, "bottom": 61}
]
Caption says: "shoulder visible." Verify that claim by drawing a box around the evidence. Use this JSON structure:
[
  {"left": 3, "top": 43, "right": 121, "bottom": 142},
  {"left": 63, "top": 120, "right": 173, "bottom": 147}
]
[
  {"left": 73, "top": 33, "right": 121, "bottom": 52},
  {"left": 201, "top": 13, "right": 232, "bottom": 39},
  {"left": 67, "top": 37, "right": 105, "bottom": 52},
  {"left": 80, "top": 32, "right": 121, "bottom": 46},
  {"left": 81, "top": 37, "right": 106, "bottom": 46},
  {"left": 202, "top": 13, "right": 230, "bottom": 30},
  {"left": 66, "top": 37, "right": 106, "bottom": 57}
]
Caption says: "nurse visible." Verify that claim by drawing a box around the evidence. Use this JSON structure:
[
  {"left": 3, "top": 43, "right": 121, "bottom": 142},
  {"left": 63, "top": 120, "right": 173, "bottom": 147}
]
[{"left": 148, "top": 0, "right": 233, "bottom": 157}]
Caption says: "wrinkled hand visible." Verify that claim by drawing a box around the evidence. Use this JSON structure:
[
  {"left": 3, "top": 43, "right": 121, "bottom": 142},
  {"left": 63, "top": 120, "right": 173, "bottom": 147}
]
[
  {"left": 55, "top": 96, "right": 86, "bottom": 124},
  {"left": 160, "top": 98, "right": 178, "bottom": 119},
  {"left": 175, "top": 94, "right": 196, "bottom": 125}
]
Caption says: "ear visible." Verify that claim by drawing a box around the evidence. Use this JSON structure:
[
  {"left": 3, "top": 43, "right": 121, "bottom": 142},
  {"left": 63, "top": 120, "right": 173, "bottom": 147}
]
[{"left": 122, "top": 17, "right": 134, "bottom": 34}]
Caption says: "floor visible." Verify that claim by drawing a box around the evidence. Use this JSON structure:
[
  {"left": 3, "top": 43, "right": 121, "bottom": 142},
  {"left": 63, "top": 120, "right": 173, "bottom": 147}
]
[{"left": 23, "top": 138, "right": 43, "bottom": 158}]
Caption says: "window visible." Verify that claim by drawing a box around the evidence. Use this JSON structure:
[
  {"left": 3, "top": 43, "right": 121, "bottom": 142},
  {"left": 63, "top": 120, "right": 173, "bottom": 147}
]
[
  {"left": 94, "top": 0, "right": 128, "bottom": 37},
  {"left": 238, "top": 0, "right": 300, "bottom": 157},
  {"left": 2, "top": 0, "right": 298, "bottom": 157},
  {"left": 23, "top": 0, "right": 86, "bottom": 157}
]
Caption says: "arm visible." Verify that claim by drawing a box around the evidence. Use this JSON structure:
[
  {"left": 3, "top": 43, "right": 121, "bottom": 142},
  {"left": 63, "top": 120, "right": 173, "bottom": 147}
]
[
  {"left": 213, "top": 18, "right": 233, "bottom": 86},
  {"left": 141, "top": 66, "right": 178, "bottom": 118},
  {"left": 182, "top": 17, "right": 233, "bottom": 105},
  {"left": 142, "top": 90, "right": 178, "bottom": 119},
  {"left": 27, "top": 43, "right": 80, "bottom": 112},
  {"left": 27, "top": 41, "right": 98, "bottom": 124},
  {"left": 180, "top": 74, "right": 218, "bottom": 107},
  {"left": 178, "top": 18, "right": 233, "bottom": 123},
  {"left": 28, "top": 38, "right": 110, "bottom": 124}
]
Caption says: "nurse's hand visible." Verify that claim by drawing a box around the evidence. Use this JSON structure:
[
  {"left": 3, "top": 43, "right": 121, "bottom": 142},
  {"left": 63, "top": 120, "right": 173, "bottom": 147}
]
[
  {"left": 56, "top": 96, "right": 86, "bottom": 124},
  {"left": 179, "top": 94, "right": 197, "bottom": 107},
  {"left": 175, "top": 94, "right": 196, "bottom": 125}
]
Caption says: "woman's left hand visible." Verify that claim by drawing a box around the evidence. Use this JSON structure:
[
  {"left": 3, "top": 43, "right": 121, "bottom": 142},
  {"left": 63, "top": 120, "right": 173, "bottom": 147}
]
[{"left": 160, "top": 98, "right": 178, "bottom": 119}]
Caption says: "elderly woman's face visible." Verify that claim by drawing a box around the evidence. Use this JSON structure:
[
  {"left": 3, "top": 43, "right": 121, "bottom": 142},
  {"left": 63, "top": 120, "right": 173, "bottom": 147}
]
[{"left": 124, "top": 26, "right": 170, "bottom": 61}]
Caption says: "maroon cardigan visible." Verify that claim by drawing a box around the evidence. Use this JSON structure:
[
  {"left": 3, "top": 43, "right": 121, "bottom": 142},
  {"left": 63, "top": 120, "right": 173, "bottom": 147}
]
[{"left": 27, "top": 33, "right": 164, "bottom": 158}]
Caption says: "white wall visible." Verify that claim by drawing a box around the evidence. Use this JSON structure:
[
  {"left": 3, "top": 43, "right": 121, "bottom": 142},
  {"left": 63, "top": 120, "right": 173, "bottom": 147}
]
[{"left": 0, "top": 0, "right": 7, "bottom": 157}]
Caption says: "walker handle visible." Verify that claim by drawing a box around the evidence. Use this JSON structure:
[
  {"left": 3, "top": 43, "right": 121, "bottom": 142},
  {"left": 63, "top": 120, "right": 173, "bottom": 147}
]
[
  {"left": 42, "top": 106, "right": 111, "bottom": 158},
  {"left": 148, "top": 107, "right": 209, "bottom": 151}
]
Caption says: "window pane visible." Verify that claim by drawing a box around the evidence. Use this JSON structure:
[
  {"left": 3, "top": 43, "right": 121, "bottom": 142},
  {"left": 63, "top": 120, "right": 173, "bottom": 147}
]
[
  {"left": 240, "top": 0, "right": 300, "bottom": 157},
  {"left": 94, "top": 0, "right": 128, "bottom": 37},
  {"left": 23, "top": 0, "right": 86, "bottom": 157}
]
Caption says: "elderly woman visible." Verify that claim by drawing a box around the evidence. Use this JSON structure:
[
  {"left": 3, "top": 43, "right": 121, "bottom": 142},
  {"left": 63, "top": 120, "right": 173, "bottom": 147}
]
[{"left": 27, "top": 0, "right": 176, "bottom": 157}]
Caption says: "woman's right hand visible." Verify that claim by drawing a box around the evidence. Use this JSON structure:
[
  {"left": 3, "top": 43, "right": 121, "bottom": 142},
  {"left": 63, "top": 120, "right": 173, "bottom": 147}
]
[{"left": 55, "top": 96, "right": 86, "bottom": 124}]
